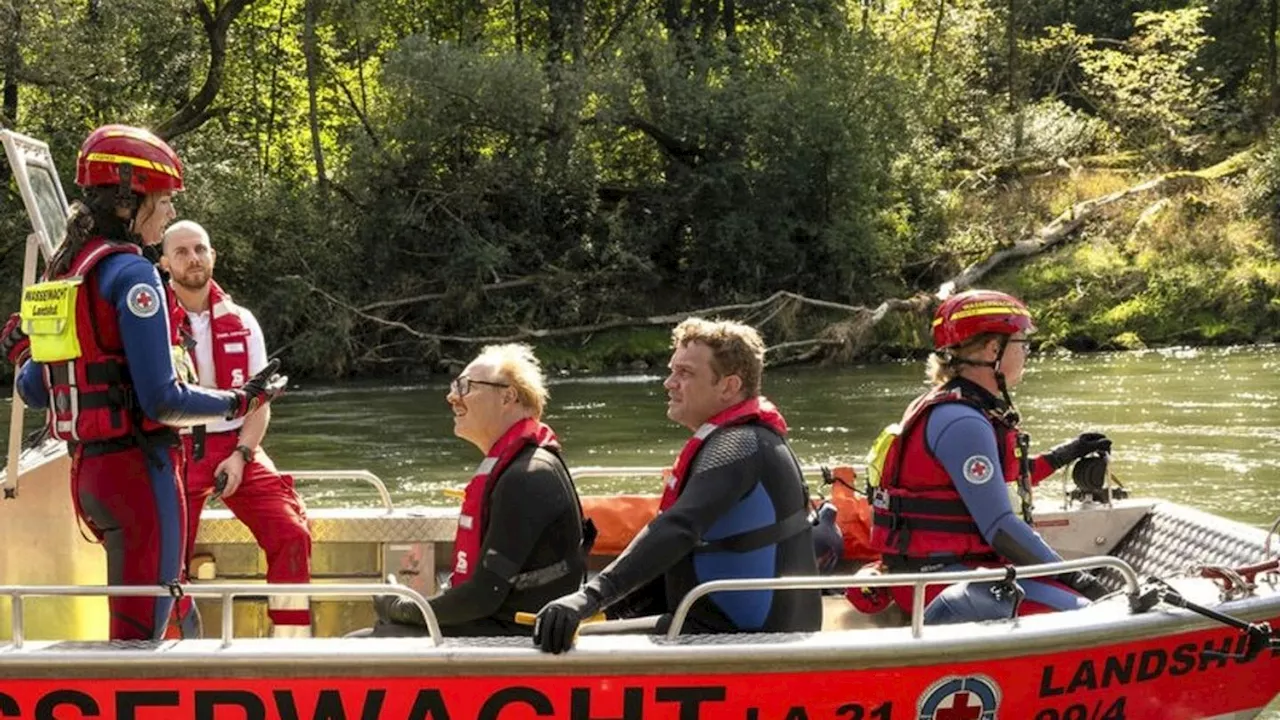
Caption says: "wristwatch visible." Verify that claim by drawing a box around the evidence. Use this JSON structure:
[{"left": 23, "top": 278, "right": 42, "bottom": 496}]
[{"left": 234, "top": 444, "right": 254, "bottom": 464}]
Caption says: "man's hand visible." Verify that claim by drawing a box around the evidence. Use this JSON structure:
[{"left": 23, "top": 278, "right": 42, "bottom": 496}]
[
  {"left": 1061, "top": 571, "right": 1110, "bottom": 601},
  {"left": 212, "top": 452, "right": 246, "bottom": 499},
  {"left": 533, "top": 589, "right": 602, "bottom": 654},
  {"left": 1046, "top": 432, "right": 1112, "bottom": 470},
  {"left": 374, "top": 594, "right": 427, "bottom": 627},
  {"left": 227, "top": 359, "right": 287, "bottom": 420},
  {"left": 0, "top": 313, "right": 30, "bottom": 366}
]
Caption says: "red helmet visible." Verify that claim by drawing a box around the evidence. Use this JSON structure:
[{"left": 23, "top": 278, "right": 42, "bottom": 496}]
[
  {"left": 76, "top": 125, "right": 184, "bottom": 194},
  {"left": 932, "top": 290, "right": 1035, "bottom": 349}
]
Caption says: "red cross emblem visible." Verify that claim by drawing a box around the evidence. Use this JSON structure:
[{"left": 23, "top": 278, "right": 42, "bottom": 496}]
[
  {"left": 918, "top": 675, "right": 1000, "bottom": 720},
  {"left": 963, "top": 455, "right": 995, "bottom": 484},
  {"left": 126, "top": 283, "right": 160, "bottom": 318},
  {"left": 934, "top": 692, "right": 983, "bottom": 720}
]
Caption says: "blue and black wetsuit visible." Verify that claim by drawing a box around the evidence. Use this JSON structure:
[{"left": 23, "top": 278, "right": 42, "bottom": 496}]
[
  {"left": 920, "top": 403, "right": 1091, "bottom": 624},
  {"left": 591, "top": 424, "right": 822, "bottom": 634}
]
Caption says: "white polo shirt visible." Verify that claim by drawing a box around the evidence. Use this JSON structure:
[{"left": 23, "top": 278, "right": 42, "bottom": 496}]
[{"left": 186, "top": 305, "right": 269, "bottom": 434}]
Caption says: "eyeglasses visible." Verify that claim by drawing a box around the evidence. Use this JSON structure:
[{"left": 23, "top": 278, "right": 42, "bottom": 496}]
[
  {"left": 451, "top": 376, "right": 510, "bottom": 397},
  {"left": 1006, "top": 338, "right": 1033, "bottom": 352}
]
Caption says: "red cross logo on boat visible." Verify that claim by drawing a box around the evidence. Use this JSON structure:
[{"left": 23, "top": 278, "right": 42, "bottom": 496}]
[
  {"left": 917, "top": 675, "right": 1000, "bottom": 720},
  {"left": 934, "top": 691, "right": 984, "bottom": 720}
]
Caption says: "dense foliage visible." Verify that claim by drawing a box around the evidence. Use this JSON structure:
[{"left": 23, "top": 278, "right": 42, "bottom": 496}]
[{"left": 3, "top": 0, "right": 1280, "bottom": 375}]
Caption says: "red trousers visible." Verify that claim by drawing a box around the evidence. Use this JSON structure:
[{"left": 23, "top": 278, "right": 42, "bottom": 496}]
[
  {"left": 72, "top": 442, "right": 186, "bottom": 641},
  {"left": 183, "top": 431, "right": 312, "bottom": 626}
]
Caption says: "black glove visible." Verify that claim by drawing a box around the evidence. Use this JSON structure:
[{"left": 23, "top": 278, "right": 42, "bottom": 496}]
[
  {"left": 1045, "top": 432, "right": 1112, "bottom": 470},
  {"left": 1060, "top": 571, "right": 1109, "bottom": 601},
  {"left": 533, "top": 588, "right": 603, "bottom": 654},
  {"left": 226, "top": 359, "right": 287, "bottom": 420},
  {"left": 0, "top": 312, "right": 30, "bottom": 366},
  {"left": 374, "top": 594, "right": 427, "bottom": 627}
]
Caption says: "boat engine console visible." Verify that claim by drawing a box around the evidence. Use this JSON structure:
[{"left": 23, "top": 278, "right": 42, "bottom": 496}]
[{"left": 1067, "top": 453, "right": 1129, "bottom": 505}]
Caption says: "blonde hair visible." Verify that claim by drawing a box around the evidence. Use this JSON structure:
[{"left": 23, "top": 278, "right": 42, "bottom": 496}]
[
  {"left": 927, "top": 332, "right": 1002, "bottom": 385},
  {"left": 474, "top": 343, "right": 549, "bottom": 419},
  {"left": 672, "top": 317, "right": 766, "bottom": 396}
]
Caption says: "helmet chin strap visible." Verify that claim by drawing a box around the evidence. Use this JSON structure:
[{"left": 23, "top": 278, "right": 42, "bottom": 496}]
[
  {"left": 991, "top": 336, "right": 1016, "bottom": 409},
  {"left": 114, "top": 164, "right": 156, "bottom": 255},
  {"left": 947, "top": 336, "right": 1017, "bottom": 409}
]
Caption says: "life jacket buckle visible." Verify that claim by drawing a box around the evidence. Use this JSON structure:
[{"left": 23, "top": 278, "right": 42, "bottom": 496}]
[{"left": 871, "top": 487, "right": 891, "bottom": 511}]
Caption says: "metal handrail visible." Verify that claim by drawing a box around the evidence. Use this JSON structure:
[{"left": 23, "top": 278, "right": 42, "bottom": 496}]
[
  {"left": 0, "top": 582, "right": 439, "bottom": 649},
  {"left": 572, "top": 464, "right": 867, "bottom": 480},
  {"left": 667, "top": 556, "right": 1143, "bottom": 640},
  {"left": 285, "top": 470, "right": 395, "bottom": 514}
]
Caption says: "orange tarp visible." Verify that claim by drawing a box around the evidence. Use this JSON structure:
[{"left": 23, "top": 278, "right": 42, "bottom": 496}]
[
  {"left": 580, "top": 465, "right": 878, "bottom": 562},
  {"left": 828, "top": 466, "right": 877, "bottom": 561},
  {"left": 582, "top": 495, "right": 660, "bottom": 555}
]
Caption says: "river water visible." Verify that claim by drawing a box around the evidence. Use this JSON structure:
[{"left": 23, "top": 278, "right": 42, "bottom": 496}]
[
  {"left": 246, "top": 345, "right": 1280, "bottom": 528},
  {"left": 6, "top": 345, "right": 1280, "bottom": 713},
  {"left": 272, "top": 345, "right": 1280, "bottom": 715}
]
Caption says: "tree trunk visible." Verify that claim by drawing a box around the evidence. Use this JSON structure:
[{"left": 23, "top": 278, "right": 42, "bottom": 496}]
[
  {"left": 545, "top": 0, "right": 586, "bottom": 174},
  {"left": 1, "top": 1, "right": 19, "bottom": 129},
  {"left": 696, "top": 0, "right": 718, "bottom": 48},
  {"left": 155, "top": 0, "right": 258, "bottom": 140},
  {"left": 1007, "top": 0, "right": 1022, "bottom": 154},
  {"left": 722, "top": 0, "right": 736, "bottom": 52},
  {"left": 262, "top": 0, "right": 290, "bottom": 173},
  {"left": 347, "top": 0, "right": 369, "bottom": 120},
  {"left": 925, "top": 0, "right": 946, "bottom": 86},
  {"left": 514, "top": 0, "right": 524, "bottom": 52},
  {"left": 303, "top": 0, "right": 327, "bottom": 187},
  {"left": 1269, "top": 0, "right": 1277, "bottom": 117}
]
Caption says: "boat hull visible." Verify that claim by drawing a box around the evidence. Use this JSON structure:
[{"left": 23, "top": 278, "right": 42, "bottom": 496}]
[{"left": 1, "top": 610, "right": 1277, "bottom": 719}]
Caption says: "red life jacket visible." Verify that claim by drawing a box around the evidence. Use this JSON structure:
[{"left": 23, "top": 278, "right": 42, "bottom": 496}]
[
  {"left": 869, "top": 380, "right": 1029, "bottom": 568},
  {"left": 660, "top": 396, "right": 790, "bottom": 511},
  {"left": 658, "top": 397, "right": 813, "bottom": 554},
  {"left": 450, "top": 418, "right": 561, "bottom": 585},
  {"left": 168, "top": 279, "right": 252, "bottom": 390},
  {"left": 41, "top": 238, "right": 169, "bottom": 443}
]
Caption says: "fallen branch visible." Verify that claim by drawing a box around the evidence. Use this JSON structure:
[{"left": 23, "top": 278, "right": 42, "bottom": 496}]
[
  {"left": 359, "top": 277, "right": 537, "bottom": 312},
  {"left": 941, "top": 148, "right": 1253, "bottom": 295},
  {"left": 299, "top": 148, "right": 1253, "bottom": 368},
  {"left": 302, "top": 282, "right": 878, "bottom": 347}
]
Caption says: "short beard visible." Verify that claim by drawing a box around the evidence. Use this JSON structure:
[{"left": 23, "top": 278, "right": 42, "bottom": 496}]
[{"left": 172, "top": 272, "right": 209, "bottom": 291}]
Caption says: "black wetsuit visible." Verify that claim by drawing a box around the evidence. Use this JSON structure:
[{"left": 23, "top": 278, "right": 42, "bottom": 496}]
[
  {"left": 594, "top": 424, "right": 822, "bottom": 634},
  {"left": 364, "top": 446, "right": 586, "bottom": 637}
]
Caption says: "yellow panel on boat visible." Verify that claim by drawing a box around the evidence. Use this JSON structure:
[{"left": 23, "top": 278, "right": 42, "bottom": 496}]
[{"left": 0, "top": 450, "right": 108, "bottom": 640}]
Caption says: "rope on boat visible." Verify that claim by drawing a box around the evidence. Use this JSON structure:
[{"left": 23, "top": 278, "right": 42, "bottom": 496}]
[
  {"left": 1157, "top": 585, "right": 1280, "bottom": 663},
  {"left": 1196, "top": 558, "right": 1280, "bottom": 601},
  {"left": 1266, "top": 514, "right": 1280, "bottom": 558}
]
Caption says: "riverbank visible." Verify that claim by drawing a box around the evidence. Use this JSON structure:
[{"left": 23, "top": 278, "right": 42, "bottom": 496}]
[
  {"left": 508, "top": 164, "right": 1280, "bottom": 374},
  {"left": 979, "top": 166, "right": 1280, "bottom": 353}
]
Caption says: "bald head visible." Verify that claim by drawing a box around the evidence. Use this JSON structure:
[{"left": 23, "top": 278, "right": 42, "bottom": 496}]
[
  {"left": 161, "top": 220, "right": 216, "bottom": 292},
  {"left": 162, "top": 220, "right": 211, "bottom": 254}
]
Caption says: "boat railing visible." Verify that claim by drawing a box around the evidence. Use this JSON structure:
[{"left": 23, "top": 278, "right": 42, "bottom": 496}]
[
  {"left": 268, "top": 466, "right": 862, "bottom": 513},
  {"left": 283, "top": 470, "right": 395, "bottom": 514},
  {"left": 572, "top": 464, "right": 868, "bottom": 480},
  {"left": 668, "top": 555, "right": 1143, "bottom": 640},
  {"left": 0, "top": 582, "right": 439, "bottom": 649}
]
